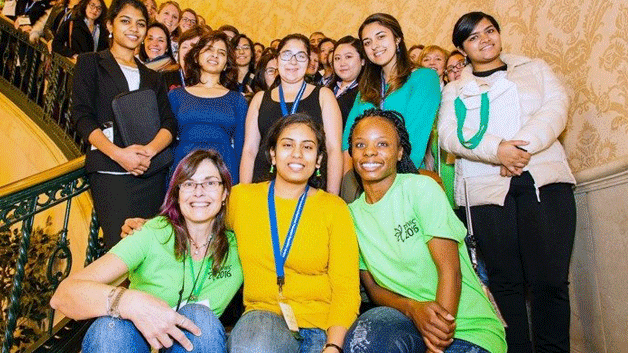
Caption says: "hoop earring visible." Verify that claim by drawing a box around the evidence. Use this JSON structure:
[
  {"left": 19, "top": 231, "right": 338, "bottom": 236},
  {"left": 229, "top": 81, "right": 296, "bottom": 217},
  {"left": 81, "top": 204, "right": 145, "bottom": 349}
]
[{"left": 269, "top": 164, "right": 275, "bottom": 173}]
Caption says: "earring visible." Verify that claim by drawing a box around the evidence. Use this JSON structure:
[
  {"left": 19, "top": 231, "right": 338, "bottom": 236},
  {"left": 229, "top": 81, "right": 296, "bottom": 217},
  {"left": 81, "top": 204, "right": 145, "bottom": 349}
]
[
  {"left": 269, "top": 164, "right": 275, "bottom": 173},
  {"left": 108, "top": 33, "right": 112, "bottom": 39},
  {"left": 316, "top": 168, "right": 321, "bottom": 177}
]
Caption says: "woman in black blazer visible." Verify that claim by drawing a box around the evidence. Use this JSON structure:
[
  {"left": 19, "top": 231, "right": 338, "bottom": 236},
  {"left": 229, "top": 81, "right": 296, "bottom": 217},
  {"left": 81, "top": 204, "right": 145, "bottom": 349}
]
[
  {"left": 71, "top": 0, "right": 176, "bottom": 248},
  {"left": 52, "top": 0, "right": 109, "bottom": 58}
]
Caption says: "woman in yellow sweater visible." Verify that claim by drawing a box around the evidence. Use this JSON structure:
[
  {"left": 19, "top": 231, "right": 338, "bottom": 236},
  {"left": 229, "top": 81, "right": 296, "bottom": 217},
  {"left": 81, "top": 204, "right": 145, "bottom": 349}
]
[{"left": 226, "top": 113, "right": 360, "bottom": 353}]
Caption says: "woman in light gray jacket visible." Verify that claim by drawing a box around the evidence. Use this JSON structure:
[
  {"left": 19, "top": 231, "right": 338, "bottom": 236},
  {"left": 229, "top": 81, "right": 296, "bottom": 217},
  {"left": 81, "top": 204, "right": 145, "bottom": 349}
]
[{"left": 438, "top": 11, "right": 575, "bottom": 353}]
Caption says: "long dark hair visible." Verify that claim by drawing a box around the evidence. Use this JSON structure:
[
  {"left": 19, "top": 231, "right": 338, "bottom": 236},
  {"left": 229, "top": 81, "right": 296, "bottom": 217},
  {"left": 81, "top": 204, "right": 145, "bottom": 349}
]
[
  {"left": 231, "top": 33, "right": 256, "bottom": 74},
  {"left": 138, "top": 22, "right": 175, "bottom": 62},
  {"left": 357, "top": 13, "right": 412, "bottom": 107},
  {"left": 185, "top": 31, "right": 238, "bottom": 89},
  {"left": 348, "top": 108, "right": 417, "bottom": 175},
  {"left": 263, "top": 114, "right": 327, "bottom": 190},
  {"left": 160, "top": 149, "right": 233, "bottom": 274},
  {"left": 74, "top": 0, "right": 107, "bottom": 26},
  {"left": 327, "top": 35, "right": 364, "bottom": 90},
  {"left": 252, "top": 52, "right": 277, "bottom": 92}
]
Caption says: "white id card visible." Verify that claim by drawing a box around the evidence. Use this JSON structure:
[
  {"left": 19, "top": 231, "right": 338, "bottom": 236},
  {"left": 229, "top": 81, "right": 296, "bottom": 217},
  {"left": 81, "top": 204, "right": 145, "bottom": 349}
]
[
  {"left": 2, "top": 0, "right": 16, "bottom": 17},
  {"left": 278, "top": 300, "right": 299, "bottom": 332},
  {"left": 91, "top": 124, "right": 114, "bottom": 150},
  {"left": 172, "top": 299, "right": 210, "bottom": 310},
  {"left": 16, "top": 16, "right": 31, "bottom": 26}
]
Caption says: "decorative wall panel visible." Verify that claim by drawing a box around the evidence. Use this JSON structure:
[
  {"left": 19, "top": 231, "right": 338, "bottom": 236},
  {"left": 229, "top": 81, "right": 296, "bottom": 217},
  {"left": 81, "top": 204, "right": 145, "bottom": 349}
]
[{"left": 177, "top": 0, "right": 627, "bottom": 173}]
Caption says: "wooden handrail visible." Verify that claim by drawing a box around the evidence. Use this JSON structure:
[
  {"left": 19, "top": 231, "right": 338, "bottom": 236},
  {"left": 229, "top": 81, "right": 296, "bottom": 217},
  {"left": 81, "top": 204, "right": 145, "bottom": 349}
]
[{"left": 0, "top": 156, "right": 85, "bottom": 198}]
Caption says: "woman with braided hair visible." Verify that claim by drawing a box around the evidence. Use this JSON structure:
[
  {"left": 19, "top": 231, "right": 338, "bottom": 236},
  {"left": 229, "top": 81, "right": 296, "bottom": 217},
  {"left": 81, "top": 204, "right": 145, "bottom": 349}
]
[{"left": 343, "top": 108, "right": 506, "bottom": 353}]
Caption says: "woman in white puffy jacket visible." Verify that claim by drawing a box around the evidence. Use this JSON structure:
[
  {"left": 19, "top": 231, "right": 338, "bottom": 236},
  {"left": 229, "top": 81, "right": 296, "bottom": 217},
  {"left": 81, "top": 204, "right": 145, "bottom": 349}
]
[{"left": 438, "top": 12, "right": 576, "bottom": 353}]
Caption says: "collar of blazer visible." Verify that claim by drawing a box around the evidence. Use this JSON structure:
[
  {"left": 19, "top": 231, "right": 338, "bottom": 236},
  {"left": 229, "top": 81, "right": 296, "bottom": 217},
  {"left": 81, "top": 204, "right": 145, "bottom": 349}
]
[{"left": 97, "top": 50, "right": 154, "bottom": 94}]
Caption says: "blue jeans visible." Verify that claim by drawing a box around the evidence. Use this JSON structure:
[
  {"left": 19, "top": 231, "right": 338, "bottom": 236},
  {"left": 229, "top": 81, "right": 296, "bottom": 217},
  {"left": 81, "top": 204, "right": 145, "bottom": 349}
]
[
  {"left": 343, "top": 307, "right": 489, "bottom": 353},
  {"left": 82, "top": 304, "right": 226, "bottom": 352},
  {"left": 227, "top": 310, "right": 326, "bottom": 353}
]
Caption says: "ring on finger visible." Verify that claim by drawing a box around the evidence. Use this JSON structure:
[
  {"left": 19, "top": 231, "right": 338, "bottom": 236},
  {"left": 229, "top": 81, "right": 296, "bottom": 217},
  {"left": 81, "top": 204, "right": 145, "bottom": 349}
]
[{"left": 179, "top": 317, "right": 185, "bottom": 326}]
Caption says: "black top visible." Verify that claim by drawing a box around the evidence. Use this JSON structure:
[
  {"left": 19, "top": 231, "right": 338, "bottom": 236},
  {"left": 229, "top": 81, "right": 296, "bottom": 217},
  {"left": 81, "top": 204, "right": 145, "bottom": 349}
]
[
  {"left": 473, "top": 64, "right": 508, "bottom": 77},
  {"left": 161, "top": 69, "right": 184, "bottom": 91},
  {"left": 335, "top": 86, "right": 358, "bottom": 129},
  {"left": 252, "top": 85, "right": 323, "bottom": 182},
  {"left": 52, "top": 17, "right": 109, "bottom": 58},
  {"left": 71, "top": 50, "right": 177, "bottom": 173}
]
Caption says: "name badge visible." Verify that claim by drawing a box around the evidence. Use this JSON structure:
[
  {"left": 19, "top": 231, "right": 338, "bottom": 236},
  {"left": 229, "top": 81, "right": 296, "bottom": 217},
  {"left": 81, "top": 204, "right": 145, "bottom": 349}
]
[
  {"left": 172, "top": 299, "right": 210, "bottom": 310},
  {"left": 16, "top": 16, "right": 31, "bottom": 26},
  {"left": 91, "top": 123, "right": 114, "bottom": 150},
  {"left": 278, "top": 300, "right": 299, "bottom": 332}
]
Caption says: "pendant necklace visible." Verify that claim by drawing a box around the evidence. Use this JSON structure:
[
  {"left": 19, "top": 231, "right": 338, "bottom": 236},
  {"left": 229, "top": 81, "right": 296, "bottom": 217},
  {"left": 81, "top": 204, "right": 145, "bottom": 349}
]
[{"left": 189, "top": 235, "right": 212, "bottom": 256}]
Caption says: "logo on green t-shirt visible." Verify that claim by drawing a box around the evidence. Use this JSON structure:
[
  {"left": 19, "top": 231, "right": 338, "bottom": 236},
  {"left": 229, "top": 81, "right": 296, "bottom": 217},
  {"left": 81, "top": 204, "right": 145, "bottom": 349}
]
[
  {"left": 394, "top": 218, "right": 420, "bottom": 242},
  {"left": 209, "top": 265, "right": 233, "bottom": 280}
]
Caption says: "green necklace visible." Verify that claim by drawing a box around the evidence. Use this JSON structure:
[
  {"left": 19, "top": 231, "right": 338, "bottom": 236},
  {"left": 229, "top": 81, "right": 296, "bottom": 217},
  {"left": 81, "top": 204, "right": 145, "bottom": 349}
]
[
  {"left": 455, "top": 92, "right": 489, "bottom": 149},
  {"left": 187, "top": 252, "right": 212, "bottom": 302}
]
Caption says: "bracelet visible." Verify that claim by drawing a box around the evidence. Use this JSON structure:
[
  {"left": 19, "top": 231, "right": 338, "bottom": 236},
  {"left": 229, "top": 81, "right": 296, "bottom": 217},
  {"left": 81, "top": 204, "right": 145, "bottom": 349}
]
[
  {"left": 323, "top": 343, "right": 343, "bottom": 353},
  {"left": 106, "top": 287, "right": 126, "bottom": 318},
  {"left": 106, "top": 287, "right": 116, "bottom": 315}
]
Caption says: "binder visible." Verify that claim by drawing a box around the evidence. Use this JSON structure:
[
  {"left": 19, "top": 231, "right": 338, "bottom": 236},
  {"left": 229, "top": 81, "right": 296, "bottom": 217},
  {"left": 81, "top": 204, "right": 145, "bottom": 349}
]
[{"left": 111, "top": 89, "right": 173, "bottom": 177}]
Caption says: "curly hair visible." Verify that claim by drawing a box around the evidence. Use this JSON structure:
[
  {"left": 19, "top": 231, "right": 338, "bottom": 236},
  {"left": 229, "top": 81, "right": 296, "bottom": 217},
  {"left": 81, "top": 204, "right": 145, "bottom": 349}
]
[
  {"left": 184, "top": 31, "right": 238, "bottom": 89},
  {"left": 347, "top": 108, "right": 417, "bottom": 175}
]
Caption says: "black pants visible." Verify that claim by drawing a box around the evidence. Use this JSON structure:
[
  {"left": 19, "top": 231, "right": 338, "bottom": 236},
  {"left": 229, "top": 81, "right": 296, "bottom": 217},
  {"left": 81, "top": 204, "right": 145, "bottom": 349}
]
[
  {"left": 89, "top": 171, "right": 167, "bottom": 249},
  {"left": 468, "top": 172, "right": 576, "bottom": 353}
]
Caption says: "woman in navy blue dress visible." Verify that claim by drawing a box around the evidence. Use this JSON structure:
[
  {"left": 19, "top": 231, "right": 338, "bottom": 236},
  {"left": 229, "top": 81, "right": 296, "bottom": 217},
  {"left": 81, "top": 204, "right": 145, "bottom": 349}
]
[{"left": 168, "top": 31, "right": 247, "bottom": 183}]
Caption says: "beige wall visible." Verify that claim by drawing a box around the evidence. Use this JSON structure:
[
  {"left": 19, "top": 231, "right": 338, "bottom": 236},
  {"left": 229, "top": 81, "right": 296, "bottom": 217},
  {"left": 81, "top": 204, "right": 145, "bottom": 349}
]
[{"left": 178, "top": 0, "right": 627, "bottom": 174}]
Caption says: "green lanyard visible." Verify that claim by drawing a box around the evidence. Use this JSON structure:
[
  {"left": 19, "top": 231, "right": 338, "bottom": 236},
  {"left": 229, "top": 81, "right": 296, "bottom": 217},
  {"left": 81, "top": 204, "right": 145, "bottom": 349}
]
[
  {"left": 187, "top": 254, "right": 212, "bottom": 302},
  {"left": 455, "top": 92, "right": 489, "bottom": 149}
]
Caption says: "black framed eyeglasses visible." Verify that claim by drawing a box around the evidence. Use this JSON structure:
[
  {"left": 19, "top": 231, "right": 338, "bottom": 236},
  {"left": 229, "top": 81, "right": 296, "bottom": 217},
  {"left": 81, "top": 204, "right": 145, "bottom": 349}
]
[{"left": 279, "top": 51, "right": 309, "bottom": 62}]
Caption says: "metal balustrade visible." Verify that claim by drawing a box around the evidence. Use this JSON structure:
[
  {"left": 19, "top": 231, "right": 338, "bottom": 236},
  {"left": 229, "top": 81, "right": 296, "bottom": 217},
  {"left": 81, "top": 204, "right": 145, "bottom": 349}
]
[
  {"left": 0, "top": 14, "right": 103, "bottom": 353},
  {"left": 0, "top": 14, "right": 84, "bottom": 160}
]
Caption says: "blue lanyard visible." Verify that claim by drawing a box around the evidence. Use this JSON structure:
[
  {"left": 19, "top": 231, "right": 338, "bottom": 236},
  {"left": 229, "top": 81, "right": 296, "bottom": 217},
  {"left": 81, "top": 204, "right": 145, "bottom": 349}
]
[
  {"left": 334, "top": 79, "right": 357, "bottom": 97},
  {"left": 179, "top": 69, "right": 185, "bottom": 87},
  {"left": 379, "top": 71, "right": 387, "bottom": 109},
  {"left": 278, "top": 81, "right": 307, "bottom": 116},
  {"left": 24, "top": 0, "right": 37, "bottom": 14},
  {"left": 267, "top": 180, "right": 309, "bottom": 290}
]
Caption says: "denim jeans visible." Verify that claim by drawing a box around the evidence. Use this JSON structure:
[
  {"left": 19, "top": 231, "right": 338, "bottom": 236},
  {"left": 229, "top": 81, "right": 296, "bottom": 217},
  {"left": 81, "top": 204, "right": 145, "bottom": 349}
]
[
  {"left": 82, "top": 303, "right": 227, "bottom": 352},
  {"left": 227, "top": 310, "right": 326, "bottom": 353},
  {"left": 343, "top": 307, "right": 489, "bottom": 353}
]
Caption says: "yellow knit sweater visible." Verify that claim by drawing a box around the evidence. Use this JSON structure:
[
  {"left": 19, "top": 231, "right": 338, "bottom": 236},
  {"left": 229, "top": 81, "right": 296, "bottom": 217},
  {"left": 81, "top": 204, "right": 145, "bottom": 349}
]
[{"left": 227, "top": 182, "right": 360, "bottom": 329}]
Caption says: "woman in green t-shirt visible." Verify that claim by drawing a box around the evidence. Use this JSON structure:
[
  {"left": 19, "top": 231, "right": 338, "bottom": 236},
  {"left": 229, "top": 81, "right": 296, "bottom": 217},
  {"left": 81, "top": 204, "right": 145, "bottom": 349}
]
[
  {"left": 50, "top": 149, "right": 243, "bottom": 353},
  {"left": 342, "top": 109, "right": 506, "bottom": 353}
]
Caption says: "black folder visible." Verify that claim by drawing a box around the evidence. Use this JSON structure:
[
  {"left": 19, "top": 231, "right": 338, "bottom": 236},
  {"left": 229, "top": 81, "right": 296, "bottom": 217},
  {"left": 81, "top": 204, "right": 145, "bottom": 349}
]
[{"left": 111, "top": 89, "right": 173, "bottom": 177}]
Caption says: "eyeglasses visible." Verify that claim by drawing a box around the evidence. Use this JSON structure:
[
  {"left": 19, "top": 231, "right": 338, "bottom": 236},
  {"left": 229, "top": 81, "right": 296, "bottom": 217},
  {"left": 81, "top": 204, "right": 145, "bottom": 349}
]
[
  {"left": 279, "top": 50, "right": 308, "bottom": 62},
  {"left": 180, "top": 180, "right": 223, "bottom": 192},
  {"left": 180, "top": 18, "right": 197, "bottom": 24},
  {"left": 88, "top": 2, "right": 103, "bottom": 11},
  {"left": 235, "top": 45, "right": 251, "bottom": 51},
  {"left": 265, "top": 67, "right": 277, "bottom": 75},
  {"left": 444, "top": 61, "right": 466, "bottom": 74}
]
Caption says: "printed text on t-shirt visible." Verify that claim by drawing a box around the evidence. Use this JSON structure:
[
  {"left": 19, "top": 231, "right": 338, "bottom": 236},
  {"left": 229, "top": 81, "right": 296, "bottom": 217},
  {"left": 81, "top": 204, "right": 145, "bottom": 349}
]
[{"left": 394, "top": 219, "right": 419, "bottom": 242}]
